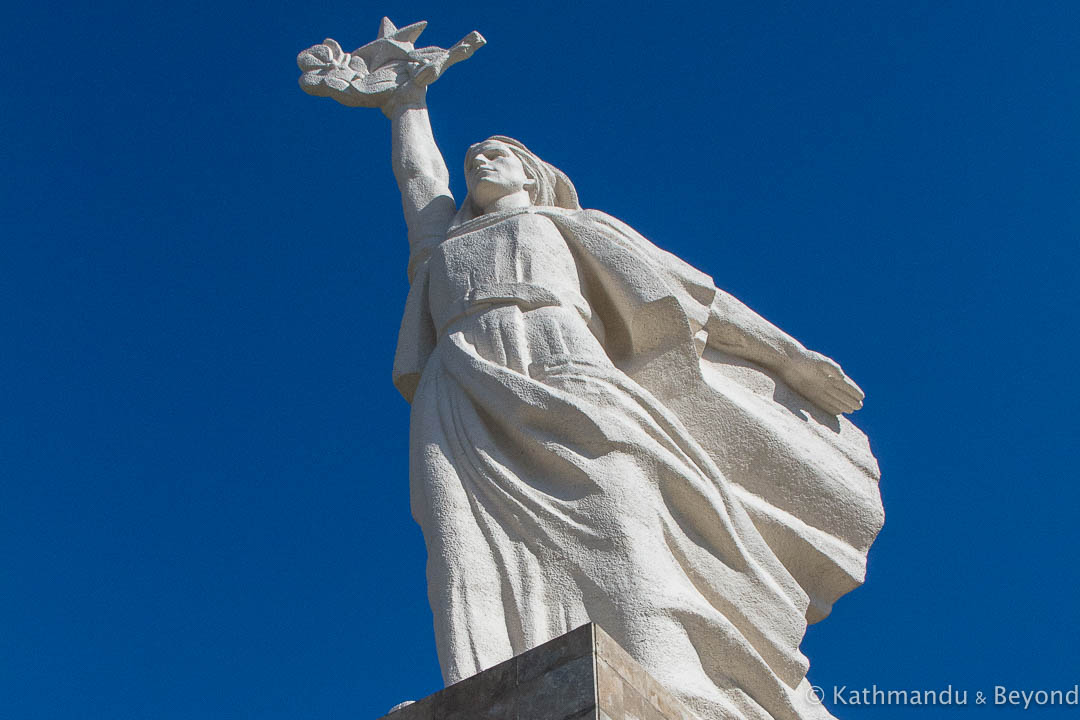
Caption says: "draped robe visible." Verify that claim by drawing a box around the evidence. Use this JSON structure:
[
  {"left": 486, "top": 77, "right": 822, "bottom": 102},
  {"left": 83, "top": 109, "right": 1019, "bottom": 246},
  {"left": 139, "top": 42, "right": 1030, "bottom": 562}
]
[{"left": 392, "top": 206, "right": 883, "bottom": 720}]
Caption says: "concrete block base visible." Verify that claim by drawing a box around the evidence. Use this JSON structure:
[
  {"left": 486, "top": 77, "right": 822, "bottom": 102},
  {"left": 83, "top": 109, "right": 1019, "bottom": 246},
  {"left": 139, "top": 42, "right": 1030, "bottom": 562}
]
[{"left": 378, "top": 623, "right": 695, "bottom": 720}]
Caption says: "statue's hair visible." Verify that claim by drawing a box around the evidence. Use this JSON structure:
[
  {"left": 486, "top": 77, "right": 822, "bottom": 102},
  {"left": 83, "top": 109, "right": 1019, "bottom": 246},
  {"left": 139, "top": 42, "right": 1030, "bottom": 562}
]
[{"left": 453, "top": 136, "right": 580, "bottom": 226}]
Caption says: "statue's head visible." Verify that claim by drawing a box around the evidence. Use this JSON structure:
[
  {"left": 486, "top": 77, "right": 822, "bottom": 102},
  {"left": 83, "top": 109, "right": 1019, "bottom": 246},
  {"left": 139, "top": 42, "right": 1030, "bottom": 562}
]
[
  {"left": 454, "top": 136, "right": 580, "bottom": 225},
  {"left": 464, "top": 139, "right": 535, "bottom": 211}
]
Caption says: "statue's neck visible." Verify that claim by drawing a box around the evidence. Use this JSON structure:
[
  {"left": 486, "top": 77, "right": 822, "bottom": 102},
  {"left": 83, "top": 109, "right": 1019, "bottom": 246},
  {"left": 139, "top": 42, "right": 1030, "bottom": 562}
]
[{"left": 480, "top": 190, "right": 532, "bottom": 214}]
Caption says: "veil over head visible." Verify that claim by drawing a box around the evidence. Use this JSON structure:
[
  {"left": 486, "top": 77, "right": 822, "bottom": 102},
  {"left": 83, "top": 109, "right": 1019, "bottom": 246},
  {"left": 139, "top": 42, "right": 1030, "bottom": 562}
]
[{"left": 451, "top": 136, "right": 581, "bottom": 227}]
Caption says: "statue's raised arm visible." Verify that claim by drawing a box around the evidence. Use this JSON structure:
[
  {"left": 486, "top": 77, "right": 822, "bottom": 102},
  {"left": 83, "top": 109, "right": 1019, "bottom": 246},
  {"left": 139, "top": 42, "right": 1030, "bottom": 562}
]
[{"left": 298, "top": 18, "right": 485, "bottom": 249}]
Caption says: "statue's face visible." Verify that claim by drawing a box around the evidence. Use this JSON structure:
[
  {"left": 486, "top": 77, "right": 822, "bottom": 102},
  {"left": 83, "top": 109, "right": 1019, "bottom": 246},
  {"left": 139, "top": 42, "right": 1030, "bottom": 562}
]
[{"left": 466, "top": 141, "right": 532, "bottom": 211}]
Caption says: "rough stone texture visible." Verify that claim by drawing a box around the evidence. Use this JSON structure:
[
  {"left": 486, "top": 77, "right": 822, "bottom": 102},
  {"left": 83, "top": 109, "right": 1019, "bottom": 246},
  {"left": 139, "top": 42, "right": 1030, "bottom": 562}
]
[
  {"left": 299, "top": 17, "right": 884, "bottom": 720},
  {"left": 378, "top": 624, "right": 699, "bottom": 720}
]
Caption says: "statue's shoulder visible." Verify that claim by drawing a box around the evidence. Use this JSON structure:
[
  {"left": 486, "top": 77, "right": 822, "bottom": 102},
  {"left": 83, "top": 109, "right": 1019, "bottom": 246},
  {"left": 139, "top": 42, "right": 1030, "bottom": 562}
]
[
  {"left": 530, "top": 207, "right": 627, "bottom": 234},
  {"left": 535, "top": 206, "right": 717, "bottom": 301}
]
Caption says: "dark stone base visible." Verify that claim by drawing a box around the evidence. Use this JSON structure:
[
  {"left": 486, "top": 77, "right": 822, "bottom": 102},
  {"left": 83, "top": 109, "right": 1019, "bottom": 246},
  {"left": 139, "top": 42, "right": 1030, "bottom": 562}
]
[{"left": 379, "top": 623, "right": 696, "bottom": 720}]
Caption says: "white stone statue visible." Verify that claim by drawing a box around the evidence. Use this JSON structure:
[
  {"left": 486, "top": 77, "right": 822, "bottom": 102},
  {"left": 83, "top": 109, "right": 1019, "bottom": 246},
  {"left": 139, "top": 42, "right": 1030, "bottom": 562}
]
[{"left": 299, "top": 19, "right": 883, "bottom": 720}]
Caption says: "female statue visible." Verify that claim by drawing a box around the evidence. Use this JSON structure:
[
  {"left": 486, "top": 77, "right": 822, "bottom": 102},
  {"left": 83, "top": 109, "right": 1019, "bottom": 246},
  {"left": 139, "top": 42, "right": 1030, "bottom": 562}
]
[{"left": 300, "top": 22, "right": 883, "bottom": 720}]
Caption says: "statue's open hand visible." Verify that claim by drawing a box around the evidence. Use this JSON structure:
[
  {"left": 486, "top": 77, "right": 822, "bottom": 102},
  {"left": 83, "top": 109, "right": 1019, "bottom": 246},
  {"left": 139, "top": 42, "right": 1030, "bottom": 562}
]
[{"left": 781, "top": 349, "right": 864, "bottom": 416}]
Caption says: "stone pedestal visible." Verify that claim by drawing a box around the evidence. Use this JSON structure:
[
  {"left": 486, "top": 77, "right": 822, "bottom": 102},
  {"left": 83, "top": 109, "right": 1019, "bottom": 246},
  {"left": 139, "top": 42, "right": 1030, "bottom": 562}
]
[{"left": 379, "top": 623, "right": 696, "bottom": 720}]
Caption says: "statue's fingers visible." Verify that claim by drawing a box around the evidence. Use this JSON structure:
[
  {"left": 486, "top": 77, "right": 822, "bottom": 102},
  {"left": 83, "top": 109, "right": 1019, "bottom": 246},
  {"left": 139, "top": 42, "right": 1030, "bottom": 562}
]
[
  {"left": 840, "top": 373, "right": 865, "bottom": 399},
  {"left": 820, "top": 359, "right": 863, "bottom": 395},
  {"left": 829, "top": 378, "right": 864, "bottom": 406},
  {"left": 813, "top": 392, "right": 847, "bottom": 416},
  {"left": 825, "top": 387, "right": 862, "bottom": 414}
]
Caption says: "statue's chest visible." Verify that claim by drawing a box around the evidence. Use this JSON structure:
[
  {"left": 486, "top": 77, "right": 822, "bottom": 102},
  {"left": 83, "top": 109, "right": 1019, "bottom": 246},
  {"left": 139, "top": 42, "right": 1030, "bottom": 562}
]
[{"left": 429, "top": 213, "right": 578, "bottom": 305}]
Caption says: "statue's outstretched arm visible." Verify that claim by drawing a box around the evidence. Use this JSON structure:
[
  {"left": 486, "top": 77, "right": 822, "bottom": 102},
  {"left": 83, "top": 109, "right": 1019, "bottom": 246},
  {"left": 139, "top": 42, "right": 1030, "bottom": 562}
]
[{"left": 707, "top": 290, "right": 865, "bottom": 415}]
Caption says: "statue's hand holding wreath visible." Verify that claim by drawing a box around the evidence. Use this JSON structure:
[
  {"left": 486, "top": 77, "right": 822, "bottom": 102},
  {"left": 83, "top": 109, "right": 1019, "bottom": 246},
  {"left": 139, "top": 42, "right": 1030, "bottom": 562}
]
[{"left": 297, "top": 17, "right": 484, "bottom": 116}]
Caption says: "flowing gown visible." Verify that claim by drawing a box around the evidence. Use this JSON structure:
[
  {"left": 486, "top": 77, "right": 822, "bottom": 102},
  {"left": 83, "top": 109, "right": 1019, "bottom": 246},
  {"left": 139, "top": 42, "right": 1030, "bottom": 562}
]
[{"left": 393, "top": 207, "right": 883, "bottom": 720}]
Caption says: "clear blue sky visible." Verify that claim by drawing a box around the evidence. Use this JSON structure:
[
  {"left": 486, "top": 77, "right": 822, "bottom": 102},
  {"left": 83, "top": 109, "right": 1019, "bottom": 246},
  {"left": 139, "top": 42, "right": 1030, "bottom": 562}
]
[{"left": 3, "top": 1, "right": 1078, "bottom": 718}]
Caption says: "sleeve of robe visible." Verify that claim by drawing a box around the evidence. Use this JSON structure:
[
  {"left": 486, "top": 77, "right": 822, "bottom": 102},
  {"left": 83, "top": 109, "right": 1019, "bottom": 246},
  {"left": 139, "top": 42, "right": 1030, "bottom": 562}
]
[{"left": 392, "top": 258, "right": 436, "bottom": 404}]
